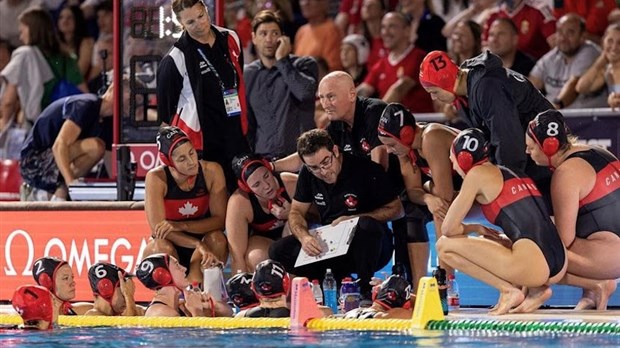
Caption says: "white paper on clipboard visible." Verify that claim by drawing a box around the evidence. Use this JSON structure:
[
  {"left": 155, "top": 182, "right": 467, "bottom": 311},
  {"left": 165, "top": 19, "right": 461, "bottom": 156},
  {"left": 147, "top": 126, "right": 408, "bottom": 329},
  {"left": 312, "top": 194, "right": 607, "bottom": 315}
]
[{"left": 294, "top": 217, "right": 359, "bottom": 267}]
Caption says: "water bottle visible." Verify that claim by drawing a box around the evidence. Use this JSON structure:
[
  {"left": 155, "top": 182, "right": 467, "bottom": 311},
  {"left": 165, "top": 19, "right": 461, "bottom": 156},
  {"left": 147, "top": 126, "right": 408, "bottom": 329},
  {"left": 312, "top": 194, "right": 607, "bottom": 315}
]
[
  {"left": 203, "top": 266, "right": 228, "bottom": 302},
  {"left": 432, "top": 266, "right": 448, "bottom": 315},
  {"left": 447, "top": 274, "right": 460, "bottom": 311},
  {"left": 311, "top": 279, "right": 323, "bottom": 305},
  {"left": 322, "top": 269, "right": 338, "bottom": 314},
  {"left": 339, "top": 277, "right": 360, "bottom": 313}
]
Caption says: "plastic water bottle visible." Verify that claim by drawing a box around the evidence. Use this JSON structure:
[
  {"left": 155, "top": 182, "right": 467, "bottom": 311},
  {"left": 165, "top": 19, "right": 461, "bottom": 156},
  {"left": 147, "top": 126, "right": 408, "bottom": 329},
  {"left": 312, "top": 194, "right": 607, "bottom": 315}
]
[
  {"left": 447, "top": 274, "right": 460, "bottom": 311},
  {"left": 311, "top": 279, "right": 323, "bottom": 305},
  {"left": 322, "top": 269, "right": 338, "bottom": 314},
  {"left": 339, "top": 277, "right": 360, "bottom": 313},
  {"left": 203, "top": 266, "right": 228, "bottom": 302},
  {"left": 432, "top": 266, "right": 449, "bottom": 315}
]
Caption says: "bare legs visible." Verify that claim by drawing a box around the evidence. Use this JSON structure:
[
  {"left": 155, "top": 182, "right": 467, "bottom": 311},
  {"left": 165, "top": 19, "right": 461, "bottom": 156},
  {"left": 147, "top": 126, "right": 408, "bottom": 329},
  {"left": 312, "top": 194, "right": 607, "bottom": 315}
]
[{"left": 436, "top": 236, "right": 554, "bottom": 315}]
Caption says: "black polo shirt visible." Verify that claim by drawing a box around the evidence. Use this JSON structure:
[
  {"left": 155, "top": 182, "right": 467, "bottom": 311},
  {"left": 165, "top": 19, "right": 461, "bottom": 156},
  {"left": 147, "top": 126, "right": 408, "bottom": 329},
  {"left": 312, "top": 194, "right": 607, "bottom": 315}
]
[
  {"left": 294, "top": 152, "right": 398, "bottom": 224},
  {"left": 326, "top": 97, "right": 386, "bottom": 157}
]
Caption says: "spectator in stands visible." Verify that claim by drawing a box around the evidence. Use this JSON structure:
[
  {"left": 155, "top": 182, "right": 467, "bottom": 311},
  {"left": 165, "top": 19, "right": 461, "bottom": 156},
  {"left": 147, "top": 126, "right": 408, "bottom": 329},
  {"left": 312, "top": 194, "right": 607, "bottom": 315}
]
[
  {"left": 19, "top": 82, "right": 119, "bottom": 201},
  {"left": 341, "top": 34, "right": 370, "bottom": 85},
  {"left": 358, "top": 12, "right": 434, "bottom": 113},
  {"left": 241, "top": 259, "right": 290, "bottom": 317},
  {"left": 448, "top": 20, "right": 482, "bottom": 65},
  {"left": 87, "top": 0, "right": 112, "bottom": 84},
  {"left": 57, "top": 4, "right": 94, "bottom": 79},
  {"left": 227, "top": 154, "right": 298, "bottom": 273},
  {"left": 576, "top": 23, "right": 620, "bottom": 110},
  {"left": 486, "top": 17, "right": 536, "bottom": 76},
  {"left": 553, "top": 0, "right": 617, "bottom": 44},
  {"left": 137, "top": 253, "right": 233, "bottom": 317},
  {"left": 335, "top": 0, "right": 363, "bottom": 35},
  {"left": 143, "top": 126, "right": 228, "bottom": 285},
  {"left": 529, "top": 13, "right": 608, "bottom": 109},
  {"left": 441, "top": 0, "right": 496, "bottom": 39},
  {"left": 359, "top": 0, "right": 387, "bottom": 70},
  {"left": 254, "top": 0, "right": 299, "bottom": 44},
  {"left": 269, "top": 129, "right": 403, "bottom": 304},
  {"left": 398, "top": 0, "right": 447, "bottom": 53},
  {"left": 0, "top": 0, "right": 43, "bottom": 48},
  {"left": 482, "top": 0, "right": 556, "bottom": 60},
  {"left": 157, "top": 0, "right": 250, "bottom": 193},
  {"left": 419, "top": 50, "right": 554, "bottom": 203},
  {"left": 294, "top": 0, "right": 343, "bottom": 71},
  {"left": 32, "top": 256, "right": 93, "bottom": 316},
  {"left": 11, "top": 285, "right": 56, "bottom": 330},
  {"left": 525, "top": 110, "right": 619, "bottom": 311},
  {"left": 85, "top": 262, "right": 145, "bottom": 316},
  {"left": 438, "top": 128, "right": 567, "bottom": 315},
  {"left": 1, "top": 7, "right": 87, "bottom": 132},
  {"left": 245, "top": 10, "right": 318, "bottom": 159}
]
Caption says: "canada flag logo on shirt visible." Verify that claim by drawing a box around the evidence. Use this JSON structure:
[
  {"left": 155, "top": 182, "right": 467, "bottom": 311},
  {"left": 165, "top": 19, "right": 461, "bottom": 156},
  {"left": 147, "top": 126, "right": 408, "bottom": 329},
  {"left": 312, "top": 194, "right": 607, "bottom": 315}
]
[
  {"left": 360, "top": 139, "right": 370, "bottom": 153},
  {"left": 179, "top": 202, "right": 198, "bottom": 217},
  {"left": 344, "top": 194, "right": 358, "bottom": 209}
]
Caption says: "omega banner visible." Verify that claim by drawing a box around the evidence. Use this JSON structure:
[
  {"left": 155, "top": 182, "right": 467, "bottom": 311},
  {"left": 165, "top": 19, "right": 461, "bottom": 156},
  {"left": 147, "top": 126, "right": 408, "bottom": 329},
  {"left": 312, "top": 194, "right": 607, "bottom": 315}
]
[
  {"left": 565, "top": 116, "right": 620, "bottom": 156},
  {"left": 1, "top": 210, "right": 153, "bottom": 302}
]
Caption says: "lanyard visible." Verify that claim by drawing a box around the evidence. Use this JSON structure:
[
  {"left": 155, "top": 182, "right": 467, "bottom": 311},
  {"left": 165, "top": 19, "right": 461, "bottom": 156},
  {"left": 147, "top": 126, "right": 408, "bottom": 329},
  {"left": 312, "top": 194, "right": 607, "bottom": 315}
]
[{"left": 197, "top": 48, "right": 238, "bottom": 91}]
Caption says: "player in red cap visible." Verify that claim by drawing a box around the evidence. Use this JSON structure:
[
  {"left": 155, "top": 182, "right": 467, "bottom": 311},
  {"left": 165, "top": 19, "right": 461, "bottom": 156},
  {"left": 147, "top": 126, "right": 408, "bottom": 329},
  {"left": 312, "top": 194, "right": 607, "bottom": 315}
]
[
  {"left": 526, "top": 110, "right": 619, "bottom": 311},
  {"left": 11, "top": 285, "right": 56, "bottom": 330},
  {"left": 144, "top": 126, "right": 229, "bottom": 286},
  {"left": 419, "top": 50, "right": 556, "bottom": 209},
  {"left": 32, "top": 256, "right": 92, "bottom": 316},
  {"left": 84, "top": 262, "right": 145, "bottom": 316},
  {"left": 438, "top": 128, "right": 567, "bottom": 315}
]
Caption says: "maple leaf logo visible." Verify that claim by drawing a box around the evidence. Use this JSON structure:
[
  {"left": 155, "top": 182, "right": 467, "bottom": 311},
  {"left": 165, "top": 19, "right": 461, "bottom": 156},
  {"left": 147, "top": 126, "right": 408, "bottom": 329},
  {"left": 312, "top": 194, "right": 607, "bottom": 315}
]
[{"left": 179, "top": 201, "right": 198, "bottom": 217}]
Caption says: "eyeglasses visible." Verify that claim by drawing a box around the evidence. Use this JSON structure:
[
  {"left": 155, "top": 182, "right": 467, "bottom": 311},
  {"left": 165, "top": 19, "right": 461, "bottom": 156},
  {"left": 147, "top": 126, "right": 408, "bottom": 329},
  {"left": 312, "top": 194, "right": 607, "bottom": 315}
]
[{"left": 305, "top": 154, "right": 335, "bottom": 173}]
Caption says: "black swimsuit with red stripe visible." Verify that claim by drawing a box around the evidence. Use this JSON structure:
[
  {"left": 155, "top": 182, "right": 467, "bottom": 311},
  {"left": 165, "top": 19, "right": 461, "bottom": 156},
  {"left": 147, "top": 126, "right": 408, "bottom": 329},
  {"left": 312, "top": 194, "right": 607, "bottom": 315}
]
[
  {"left": 410, "top": 149, "right": 463, "bottom": 190},
  {"left": 248, "top": 174, "right": 290, "bottom": 241},
  {"left": 163, "top": 166, "right": 211, "bottom": 269},
  {"left": 566, "top": 149, "right": 620, "bottom": 239},
  {"left": 480, "top": 167, "right": 565, "bottom": 277}
]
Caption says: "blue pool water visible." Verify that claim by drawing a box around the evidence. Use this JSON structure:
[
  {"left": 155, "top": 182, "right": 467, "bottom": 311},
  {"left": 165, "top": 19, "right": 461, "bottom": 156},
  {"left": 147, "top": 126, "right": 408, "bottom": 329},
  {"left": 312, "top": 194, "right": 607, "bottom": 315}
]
[{"left": 1, "top": 327, "right": 618, "bottom": 347}]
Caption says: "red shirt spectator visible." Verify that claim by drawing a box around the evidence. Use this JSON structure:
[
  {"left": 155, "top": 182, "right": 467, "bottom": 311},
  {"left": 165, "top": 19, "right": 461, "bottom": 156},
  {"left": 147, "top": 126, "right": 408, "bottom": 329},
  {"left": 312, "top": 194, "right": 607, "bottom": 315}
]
[
  {"left": 483, "top": 0, "right": 556, "bottom": 59},
  {"left": 553, "top": 0, "right": 617, "bottom": 40}
]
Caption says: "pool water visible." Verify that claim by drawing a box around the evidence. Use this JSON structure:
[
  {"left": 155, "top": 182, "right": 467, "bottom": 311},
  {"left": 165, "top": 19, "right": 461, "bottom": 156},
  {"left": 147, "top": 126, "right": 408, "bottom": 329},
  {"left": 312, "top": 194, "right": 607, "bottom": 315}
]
[{"left": 1, "top": 327, "right": 618, "bottom": 347}]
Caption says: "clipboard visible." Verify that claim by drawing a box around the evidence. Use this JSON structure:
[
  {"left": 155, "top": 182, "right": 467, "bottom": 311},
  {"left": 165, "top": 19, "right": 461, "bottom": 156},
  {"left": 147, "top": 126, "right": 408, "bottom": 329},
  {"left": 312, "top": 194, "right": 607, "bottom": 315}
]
[{"left": 294, "top": 217, "right": 359, "bottom": 267}]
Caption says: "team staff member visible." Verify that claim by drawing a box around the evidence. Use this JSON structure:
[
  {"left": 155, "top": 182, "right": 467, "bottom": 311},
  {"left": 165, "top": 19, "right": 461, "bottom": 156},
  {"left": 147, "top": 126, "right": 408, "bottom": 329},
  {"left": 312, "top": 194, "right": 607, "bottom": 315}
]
[
  {"left": 419, "top": 50, "right": 554, "bottom": 203},
  {"left": 227, "top": 154, "right": 297, "bottom": 273},
  {"left": 274, "top": 71, "right": 388, "bottom": 171},
  {"left": 269, "top": 129, "right": 404, "bottom": 301},
  {"left": 377, "top": 103, "right": 461, "bottom": 285},
  {"left": 84, "top": 262, "right": 145, "bottom": 316},
  {"left": 32, "top": 256, "right": 93, "bottom": 317},
  {"left": 157, "top": 0, "right": 250, "bottom": 193},
  {"left": 273, "top": 72, "right": 420, "bottom": 285},
  {"left": 144, "top": 126, "right": 228, "bottom": 285},
  {"left": 437, "top": 129, "right": 567, "bottom": 315},
  {"left": 526, "top": 110, "right": 619, "bottom": 311}
]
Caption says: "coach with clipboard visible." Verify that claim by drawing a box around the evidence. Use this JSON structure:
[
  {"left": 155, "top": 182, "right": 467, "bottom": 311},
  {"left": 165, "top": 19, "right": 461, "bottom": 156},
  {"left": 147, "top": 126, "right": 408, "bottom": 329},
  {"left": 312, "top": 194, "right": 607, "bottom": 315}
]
[{"left": 268, "top": 129, "right": 404, "bottom": 303}]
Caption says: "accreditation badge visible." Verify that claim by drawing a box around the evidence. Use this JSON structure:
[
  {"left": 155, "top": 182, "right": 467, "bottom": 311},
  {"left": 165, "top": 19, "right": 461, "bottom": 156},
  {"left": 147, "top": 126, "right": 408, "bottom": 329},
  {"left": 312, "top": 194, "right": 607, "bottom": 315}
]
[{"left": 223, "top": 89, "right": 241, "bottom": 117}]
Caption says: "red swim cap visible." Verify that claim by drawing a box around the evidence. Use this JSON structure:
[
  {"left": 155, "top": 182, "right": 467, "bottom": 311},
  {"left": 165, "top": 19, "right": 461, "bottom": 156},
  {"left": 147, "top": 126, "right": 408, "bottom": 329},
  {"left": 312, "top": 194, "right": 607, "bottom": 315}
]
[
  {"left": 419, "top": 51, "right": 459, "bottom": 93},
  {"left": 12, "top": 285, "right": 54, "bottom": 325}
]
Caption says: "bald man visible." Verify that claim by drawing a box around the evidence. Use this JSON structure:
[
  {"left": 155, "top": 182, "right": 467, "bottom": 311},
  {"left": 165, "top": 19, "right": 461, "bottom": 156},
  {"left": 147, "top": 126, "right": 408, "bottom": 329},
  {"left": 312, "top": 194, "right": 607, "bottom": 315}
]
[{"left": 273, "top": 71, "right": 389, "bottom": 171}]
